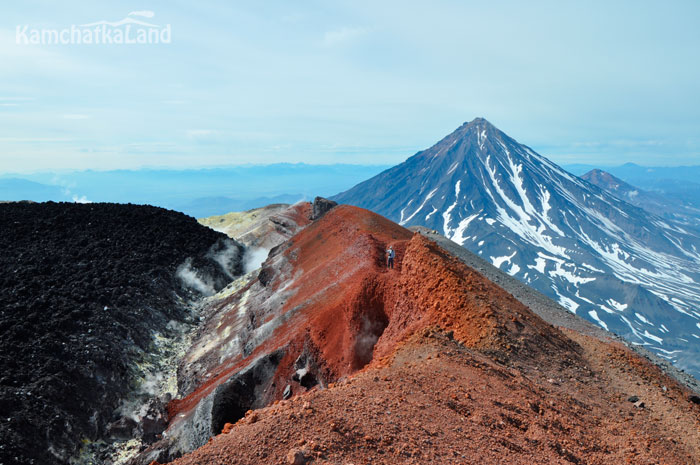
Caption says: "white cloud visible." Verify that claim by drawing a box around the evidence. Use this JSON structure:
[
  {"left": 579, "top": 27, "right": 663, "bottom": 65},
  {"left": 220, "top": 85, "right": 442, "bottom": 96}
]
[
  {"left": 322, "top": 26, "right": 367, "bottom": 48},
  {"left": 72, "top": 195, "right": 91, "bottom": 203},
  {"left": 129, "top": 10, "right": 155, "bottom": 18},
  {"left": 0, "top": 137, "right": 74, "bottom": 143}
]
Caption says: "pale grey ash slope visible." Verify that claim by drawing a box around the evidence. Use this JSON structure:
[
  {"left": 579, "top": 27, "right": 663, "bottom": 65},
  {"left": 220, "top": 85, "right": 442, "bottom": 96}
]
[
  {"left": 334, "top": 118, "right": 700, "bottom": 379},
  {"left": 582, "top": 168, "right": 700, "bottom": 231}
]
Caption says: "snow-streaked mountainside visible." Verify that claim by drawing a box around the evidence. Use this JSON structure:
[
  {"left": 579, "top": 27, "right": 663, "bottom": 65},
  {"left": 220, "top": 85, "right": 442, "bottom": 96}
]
[
  {"left": 334, "top": 118, "right": 700, "bottom": 379},
  {"left": 582, "top": 169, "right": 700, "bottom": 231}
]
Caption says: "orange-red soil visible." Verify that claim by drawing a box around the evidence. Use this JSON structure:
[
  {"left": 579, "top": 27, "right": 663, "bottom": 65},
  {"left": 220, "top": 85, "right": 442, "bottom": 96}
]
[
  {"left": 158, "top": 205, "right": 700, "bottom": 464},
  {"left": 168, "top": 329, "right": 700, "bottom": 464}
]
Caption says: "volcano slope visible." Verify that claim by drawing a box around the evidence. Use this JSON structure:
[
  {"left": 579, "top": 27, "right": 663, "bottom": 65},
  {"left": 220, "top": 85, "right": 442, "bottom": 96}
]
[
  {"left": 197, "top": 202, "right": 312, "bottom": 249},
  {"left": 0, "top": 202, "right": 244, "bottom": 465},
  {"left": 136, "top": 205, "right": 699, "bottom": 464}
]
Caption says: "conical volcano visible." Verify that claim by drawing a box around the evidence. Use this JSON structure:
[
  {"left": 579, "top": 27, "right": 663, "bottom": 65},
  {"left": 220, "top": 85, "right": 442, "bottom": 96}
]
[{"left": 334, "top": 118, "right": 700, "bottom": 379}]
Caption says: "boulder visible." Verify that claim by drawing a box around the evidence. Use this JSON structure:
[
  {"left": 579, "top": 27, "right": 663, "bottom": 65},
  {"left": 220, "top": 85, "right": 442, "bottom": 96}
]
[{"left": 311, "top": 197, "right": 337, "bottom": 220}]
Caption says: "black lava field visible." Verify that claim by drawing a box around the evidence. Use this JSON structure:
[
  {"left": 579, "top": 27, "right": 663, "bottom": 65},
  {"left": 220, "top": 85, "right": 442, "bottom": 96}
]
[{"left": 0, "top": 202, "right": 242, "bottom": 465}]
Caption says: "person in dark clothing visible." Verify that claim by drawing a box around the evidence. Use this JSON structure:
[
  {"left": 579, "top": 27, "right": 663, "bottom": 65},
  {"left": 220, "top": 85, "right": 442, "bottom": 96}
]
[{"left": 386, "top": 246, "right": 395, "bottom": 269}]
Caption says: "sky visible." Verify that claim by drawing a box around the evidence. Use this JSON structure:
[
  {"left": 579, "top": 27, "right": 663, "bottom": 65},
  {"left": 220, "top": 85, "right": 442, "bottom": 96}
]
[{"left": 1, "top": 0, "right": 699, "bottom": 173}]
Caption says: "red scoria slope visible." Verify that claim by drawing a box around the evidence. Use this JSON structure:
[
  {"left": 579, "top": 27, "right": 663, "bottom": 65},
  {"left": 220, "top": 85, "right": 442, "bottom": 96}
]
[{"left": 146, "top": 205, "right": 700, "bottom": 464}]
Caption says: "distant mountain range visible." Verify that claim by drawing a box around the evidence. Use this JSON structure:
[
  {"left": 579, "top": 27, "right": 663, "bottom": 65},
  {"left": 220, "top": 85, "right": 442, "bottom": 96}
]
[
  {"left": 567, "top": 163, "right": 700, "bottom": 210},
  {"left": 0, "top": 178, "right": 73, "bottom": 202},
  {"left": 334, "top": 118, "right": 700, "bottom": 379},
  {"left": 0, "top": 164, "right": 389, "bottom": 217},
  {"left": 581, "top": 169, "right": 700, "bottom": 230}
]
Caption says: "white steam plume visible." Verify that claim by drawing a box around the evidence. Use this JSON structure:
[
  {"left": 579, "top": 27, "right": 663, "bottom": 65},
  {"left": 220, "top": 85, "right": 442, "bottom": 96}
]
[
  {"left": 207, "top": 241, "right": 241, "bottom": 278},
  {"left": 243, "top": 247, "right": 270, "bottom": 273},
  {"left": 176, "top": 258, "right": 215, "bottom": 296}
]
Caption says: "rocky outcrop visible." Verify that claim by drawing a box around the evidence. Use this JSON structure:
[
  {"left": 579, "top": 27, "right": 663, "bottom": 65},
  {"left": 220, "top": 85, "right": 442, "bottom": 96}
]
[
  {"left": 0, "top": 202, "right": 244, "bottom": 465},
  {"left": 310, "top": 197, "right": 337, "bottom": 220}
]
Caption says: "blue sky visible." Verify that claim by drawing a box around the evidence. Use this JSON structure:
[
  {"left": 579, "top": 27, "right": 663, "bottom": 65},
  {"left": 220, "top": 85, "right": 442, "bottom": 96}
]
[{"left": 1, "top": 1, "right": 699, "bottom": 173}]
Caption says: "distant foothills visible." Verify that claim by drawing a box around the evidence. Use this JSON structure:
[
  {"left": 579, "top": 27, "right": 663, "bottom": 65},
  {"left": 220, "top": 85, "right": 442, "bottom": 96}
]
[
  {"left": 0, "top": 164, "right": 390, "bottom": 218},
  {"left": 3, "top": 161, "right": 700, "bottom": 219}
]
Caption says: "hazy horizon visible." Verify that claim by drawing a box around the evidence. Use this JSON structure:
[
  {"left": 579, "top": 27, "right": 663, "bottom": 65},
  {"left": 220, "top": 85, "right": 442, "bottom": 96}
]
[{"left": 4, "top": 159, "right": 700, "bottom": 177}]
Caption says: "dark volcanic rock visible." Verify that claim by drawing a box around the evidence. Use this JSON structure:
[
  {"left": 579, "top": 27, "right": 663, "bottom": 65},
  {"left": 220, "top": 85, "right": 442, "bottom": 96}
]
[
  {"left": 310, "top": 197, "right": 337, "bottom": 220},
  {"left": 0, "top": 202, "right": 243, "bottom": 465}
]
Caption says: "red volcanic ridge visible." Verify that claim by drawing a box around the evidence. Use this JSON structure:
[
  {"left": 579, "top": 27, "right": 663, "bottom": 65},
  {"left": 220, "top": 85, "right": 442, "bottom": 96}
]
[{"left": 137, "top": 205, "right": 700, "bottom": 465}]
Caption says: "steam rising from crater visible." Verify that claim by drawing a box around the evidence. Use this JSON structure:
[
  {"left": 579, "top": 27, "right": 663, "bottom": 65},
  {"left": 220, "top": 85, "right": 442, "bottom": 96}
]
[
  {"left": 243, "top": 247, "right": 270, "bottom": 273},
  {"left": 206, "top": 240, "right": 242, "bottom": 279},
  {"left": 176, "top": 258, "right": 216, "bottom": 296}
]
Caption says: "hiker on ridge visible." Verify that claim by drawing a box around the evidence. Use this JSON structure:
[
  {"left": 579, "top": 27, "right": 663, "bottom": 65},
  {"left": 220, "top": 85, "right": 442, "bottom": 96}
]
[{"left": 386, "top": 246, "right": 395, "bottom": 269}]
